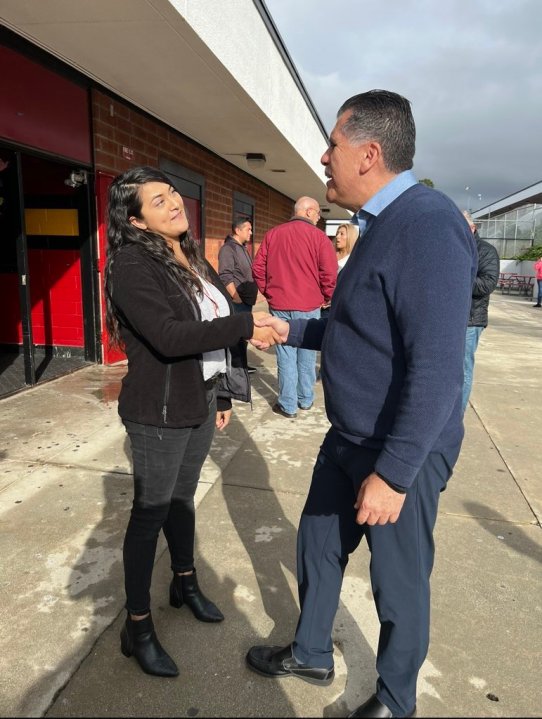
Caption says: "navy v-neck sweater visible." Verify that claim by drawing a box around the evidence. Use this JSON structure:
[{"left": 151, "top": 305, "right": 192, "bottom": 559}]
[{"left": 289, "top": 183, "right": 477, "bottom": 489}]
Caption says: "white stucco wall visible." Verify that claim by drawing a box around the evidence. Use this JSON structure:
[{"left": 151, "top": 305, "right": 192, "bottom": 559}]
[
  {"left": 170, "top": 0, "right": 328, "bottom": 181},
  {"left": 500, "top": 259, "right": 535, "bottom": 276},
  {"left": 498, "top": 260, "right": 537, "bottom": 300}
]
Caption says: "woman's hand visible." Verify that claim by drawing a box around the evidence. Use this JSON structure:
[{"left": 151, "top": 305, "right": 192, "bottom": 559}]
[
  {"left": 216, "top": 409, "right": 232, "bottom": 431},
  {"left": 254, "top": 315, "right": 290, "bottom": 344},
  {"left": 252, "top": 311, "right": 272, "bottom": 322},
  {"left": 250, "top": 324, "right": 283, "bottom": 350}
]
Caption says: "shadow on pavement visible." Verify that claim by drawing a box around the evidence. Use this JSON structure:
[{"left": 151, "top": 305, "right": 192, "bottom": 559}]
[{"left": 215, "top": 390, "right": 378, "bottom": 718}]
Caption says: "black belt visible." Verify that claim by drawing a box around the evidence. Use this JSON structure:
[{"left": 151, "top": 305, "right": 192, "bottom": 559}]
[{"left": 204, "top": 374, "right": 222, "bottom": 390}]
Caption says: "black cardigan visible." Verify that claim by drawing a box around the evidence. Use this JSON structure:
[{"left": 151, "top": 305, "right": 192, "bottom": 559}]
[{"left": 109, "top": 244, "right": 253, "bottom": 428}]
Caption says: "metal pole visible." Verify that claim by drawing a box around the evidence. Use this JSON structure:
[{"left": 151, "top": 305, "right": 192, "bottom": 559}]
[{"left": 14, "top": 152, "right": 36, "bottom": 385}]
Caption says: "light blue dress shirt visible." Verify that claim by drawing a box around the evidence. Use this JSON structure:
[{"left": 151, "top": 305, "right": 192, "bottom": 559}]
[{"left": 352, "top": 170, "right": 418, "bottom": 236}]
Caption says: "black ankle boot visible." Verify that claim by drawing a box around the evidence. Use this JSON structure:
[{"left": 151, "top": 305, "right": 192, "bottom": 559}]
[
  {"left": 169, "top": 569, "right": 224, "bottom": 622},
  {"left": 120, "top": 613, "right": 179, "bottom": 677}
]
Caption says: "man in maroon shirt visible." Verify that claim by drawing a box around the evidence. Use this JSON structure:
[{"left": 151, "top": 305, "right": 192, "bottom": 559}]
[{"left": 252, "top": 196, "right": 337, "bottom": 417}]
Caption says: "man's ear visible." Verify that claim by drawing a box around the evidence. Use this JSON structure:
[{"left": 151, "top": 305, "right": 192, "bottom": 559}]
[
  {"left": 359, "top": 141, "right": 382, "bottom": 173},
  {"left": 129, "top": 216, "right": 147, "bottom": 231}
]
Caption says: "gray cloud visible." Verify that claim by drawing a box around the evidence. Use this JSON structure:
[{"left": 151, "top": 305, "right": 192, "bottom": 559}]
[{"left": 265, "top": 0, "right": 542, "bottom": 209}]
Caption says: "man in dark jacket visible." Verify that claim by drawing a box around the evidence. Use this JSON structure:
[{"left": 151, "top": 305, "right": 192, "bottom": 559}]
[
  {"left": 462, "top": 211, "right": 500, "bottom": 412},
  {"left": 218, "top": 216, "right": 258, "bottom": 312},
  {"left": 219, "top": 216, "right": 259, "bottom": 372}
]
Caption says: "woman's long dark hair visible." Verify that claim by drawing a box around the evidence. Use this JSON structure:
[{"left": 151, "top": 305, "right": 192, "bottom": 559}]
[{"left": 104, "top": 166, "right": 208, "bottom": 348}]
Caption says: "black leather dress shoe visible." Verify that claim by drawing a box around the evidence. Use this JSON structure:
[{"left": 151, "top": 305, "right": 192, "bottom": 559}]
[
  {"left": 246, "top": 644, "right": 334, "bottom": 686},
  {"left": 272, "top": 403, "right": 297, "bottom": 418},
  {"left": 348, "top": 694, "right": 416, "bottom": 718}
]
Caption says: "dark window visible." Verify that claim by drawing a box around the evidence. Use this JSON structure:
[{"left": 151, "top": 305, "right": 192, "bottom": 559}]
[
  {"left": 0, "top": 149, "right": 19, "bottom": 272},
  {"left": 233, "top": 191, "right": 255, "bottom": 256},
  {"left": 160, "top": 158, "right": 205, "bottom": 247}
]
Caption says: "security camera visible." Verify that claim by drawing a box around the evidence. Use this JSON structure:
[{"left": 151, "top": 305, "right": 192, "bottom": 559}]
[{"left": 64, "top": 170, "right": 87, "bottom": 188}]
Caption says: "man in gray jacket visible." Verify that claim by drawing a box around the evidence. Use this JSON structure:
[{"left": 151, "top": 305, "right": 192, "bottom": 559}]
[
  {"left": 219, "top": 216, "right": 259, "bottom": 372},
  {"left": 462, "top": 211, "right": 500, "bottom": 411}
]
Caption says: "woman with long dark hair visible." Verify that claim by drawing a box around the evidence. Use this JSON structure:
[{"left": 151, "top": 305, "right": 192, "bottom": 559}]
[{"left": 105, "top": 166, "right": 278, "bottom": 677}]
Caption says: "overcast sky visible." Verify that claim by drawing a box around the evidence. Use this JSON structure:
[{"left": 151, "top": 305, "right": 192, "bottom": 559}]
[{"left": 264, "top": 0, "right": 541, "bottom": 211}]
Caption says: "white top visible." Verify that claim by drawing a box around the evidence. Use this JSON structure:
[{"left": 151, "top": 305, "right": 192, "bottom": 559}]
[
  {"left": 196, "top": 277, "right": 230, "bottom": 380},
  {"left": 338, "top": 254, "right": 350, "bottom": 270}
]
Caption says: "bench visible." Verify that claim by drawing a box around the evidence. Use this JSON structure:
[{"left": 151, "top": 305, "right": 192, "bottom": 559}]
[{"left": 497, "top": 273, "right": 534, "bottom": 297}]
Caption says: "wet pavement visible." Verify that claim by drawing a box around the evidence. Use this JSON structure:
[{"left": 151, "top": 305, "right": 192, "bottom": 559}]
[
  {"left": 0, "top": 351, "right": 90, "bottom": 399},
  {"left": 0, "top": 294, "right": 540, "bottom": 717}
]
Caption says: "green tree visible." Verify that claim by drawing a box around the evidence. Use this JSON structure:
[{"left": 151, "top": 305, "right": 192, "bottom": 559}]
[
  {"left": 418, "top": 178, "right": 434, "bottom": 188},
  {"left": 514, "top": 244, "right": 542, "bottom": 261}
]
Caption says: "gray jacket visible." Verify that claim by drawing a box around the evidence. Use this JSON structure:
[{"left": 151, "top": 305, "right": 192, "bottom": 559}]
[{"left": 218, "top": 236, "right": 253, "bottom": 288}]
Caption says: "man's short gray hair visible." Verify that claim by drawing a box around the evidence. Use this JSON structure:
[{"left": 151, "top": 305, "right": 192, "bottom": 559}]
[
  {"left": 338, "top": 90, "right": 416, "bottom": 174},
  {"left": 462, "top": 211, "right": 477, "bottom": 232}
]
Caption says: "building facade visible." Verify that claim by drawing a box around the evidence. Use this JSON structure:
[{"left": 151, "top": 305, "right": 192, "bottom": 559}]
[
  {"left": 0, "top": 1, "right": 338, "bottom": 396},
  {"left": 473, "top": 181, "right": 542, "bottom": 259}
]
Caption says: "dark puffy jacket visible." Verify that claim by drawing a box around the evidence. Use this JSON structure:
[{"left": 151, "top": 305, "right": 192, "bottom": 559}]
[{"left": 469, "top": 234, "right": 500, "bottom": 327}]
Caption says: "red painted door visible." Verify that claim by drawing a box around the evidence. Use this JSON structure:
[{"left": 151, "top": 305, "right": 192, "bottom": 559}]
[{"left": 96, "top": 171, "right": 126, "bottom": 364}]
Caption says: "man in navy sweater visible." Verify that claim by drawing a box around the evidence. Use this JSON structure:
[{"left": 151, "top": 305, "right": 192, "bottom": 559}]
[{"left": 246, "top": 91, "right": 477, "bottom": 718}]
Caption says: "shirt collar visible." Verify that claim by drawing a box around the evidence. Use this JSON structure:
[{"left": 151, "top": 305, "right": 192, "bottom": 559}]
[
  {"left": 289, "top": 215, "right": 316, "bottom": 226},
  {"left": 352, "top": 170, "right": 418, "bottom": 232}
]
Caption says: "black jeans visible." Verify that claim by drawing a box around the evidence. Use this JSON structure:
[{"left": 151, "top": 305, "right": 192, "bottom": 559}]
[{"left": 122, "top": 388, "right": 217, "bottom": 615}]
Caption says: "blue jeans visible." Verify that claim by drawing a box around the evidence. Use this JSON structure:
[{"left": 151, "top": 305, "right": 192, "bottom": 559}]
[
  {"left": 233, "top": 301, "right": 253, "bottom": 314},
  {"left": 271, "top": 308, "right": 320, "bottom": 414},
  {"left": 536, "top": 279, "right": 542, "bottom": 305},
  {"left": 462, "top": 326, "right": 483, "bottom": 412}
]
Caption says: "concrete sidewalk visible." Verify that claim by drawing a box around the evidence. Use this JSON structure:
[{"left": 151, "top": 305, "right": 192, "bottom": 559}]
[{"left": 0, "top": 294, "right": 540, "bottom": 718}]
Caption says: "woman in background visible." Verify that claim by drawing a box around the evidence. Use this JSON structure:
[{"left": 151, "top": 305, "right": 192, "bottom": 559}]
[
  {"left": 321, "top": 223, "right": 360, "bottom": 320},
  {"left": 533, "top": 254, "right": 542, "bottom": 307},
  {"left": 334, "top": 223, "right": 359, "bottom": 271},
  {"left": 105, "top": 166, "right": 278, "bottom": 677}
]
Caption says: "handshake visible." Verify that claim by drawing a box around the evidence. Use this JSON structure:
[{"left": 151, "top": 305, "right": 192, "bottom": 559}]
[{"left": 249, "top": 312, "right": 289, "bottom": 350}]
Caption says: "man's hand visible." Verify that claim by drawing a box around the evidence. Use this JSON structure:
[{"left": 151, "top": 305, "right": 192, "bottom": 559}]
[
  {"left": 354, "top": 473, "right": 406, "bottom": 525},
  {"left": 253, "top": 315, "right": 290, "bottom": 344},
  {"left": 249, "top": 324, "right": 283, "bottom": 350},
  {"left": 224, "top": 281, "right": 242, "bottom": 303},
  {"left": 216, "top": 409, "right": 232, "bottom": 431}
]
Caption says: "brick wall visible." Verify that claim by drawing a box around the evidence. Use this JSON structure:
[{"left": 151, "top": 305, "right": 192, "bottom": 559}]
[{"left": 92, "top": 90, "right": 294, "bottom": 268}]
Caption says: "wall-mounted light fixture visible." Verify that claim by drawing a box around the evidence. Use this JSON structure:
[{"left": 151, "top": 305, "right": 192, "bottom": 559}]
[
  {"left": 246, "top": 153, "right": 266, "bottom": 169},
  {"left": 64, "top": 169, "right": 88, "bottom": 189}
]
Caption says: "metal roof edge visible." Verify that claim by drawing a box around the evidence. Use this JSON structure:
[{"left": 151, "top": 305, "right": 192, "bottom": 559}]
[
  {"left": 251, "top": 0, "right": 329, "bottom": 141},
  {"left": 473, "top": 179, "right": 542, "bottom": 218}
]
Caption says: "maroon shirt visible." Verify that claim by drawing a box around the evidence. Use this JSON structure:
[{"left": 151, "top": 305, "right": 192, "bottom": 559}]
[{"left": 252, "top": 217, "right": 337, "bottom": 311}]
